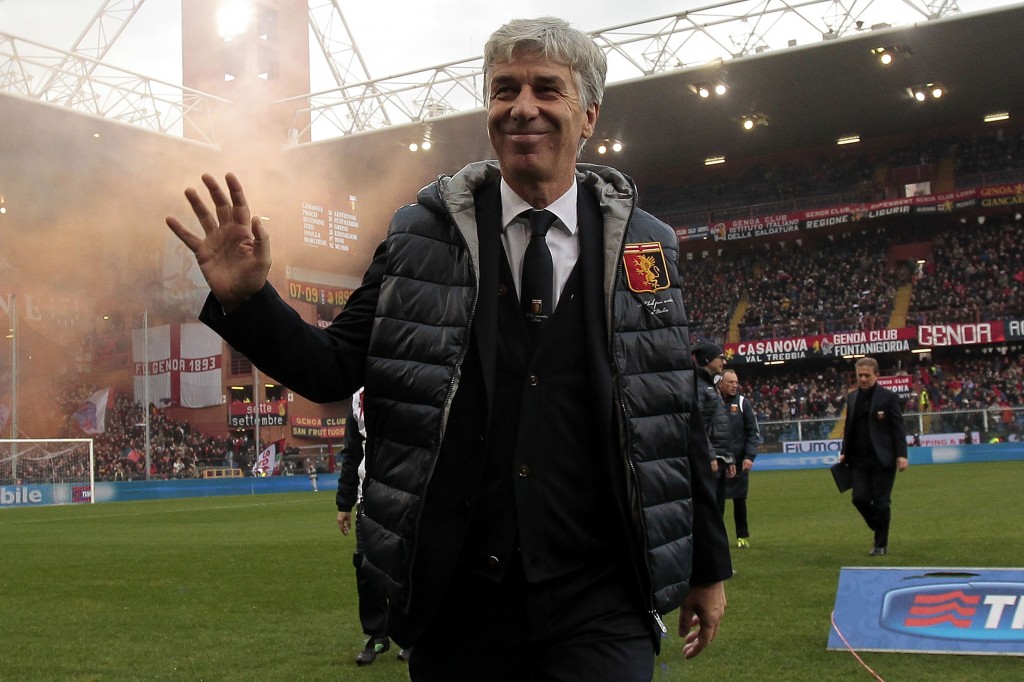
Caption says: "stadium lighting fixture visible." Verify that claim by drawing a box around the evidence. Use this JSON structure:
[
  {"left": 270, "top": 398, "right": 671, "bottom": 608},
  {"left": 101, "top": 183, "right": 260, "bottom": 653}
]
[
  {"left": 740, "top": 113, "right": 768, "bottom": 131},
  {"left": 837, "top": 135, "right": 860, "bottom": 145},
  {"left": 704, "top": 155, "right": 726, "bottom": 166},
  {"left": 870, "top": 45, "right": 909, "bottom": 66},
  {"left": 984, "top": 112, "right": 1010, "bottom": 123},
  {"left": 690, "top": 81, "right": 728, "bottom": 98},
  {"left": 909, "top": 83, "right": 946, "bottom": 102},
  {"left": 217, "top": 0, "right": 253, "bottom": 41},
  {"left": 596, "top": 139, "right": 624, "bottom": 155}
]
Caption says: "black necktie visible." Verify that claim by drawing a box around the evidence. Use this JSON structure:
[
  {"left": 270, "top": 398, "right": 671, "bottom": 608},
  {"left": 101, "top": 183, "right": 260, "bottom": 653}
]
[{"left": 520, "top": 209, "right": 557, "bottom": 330}]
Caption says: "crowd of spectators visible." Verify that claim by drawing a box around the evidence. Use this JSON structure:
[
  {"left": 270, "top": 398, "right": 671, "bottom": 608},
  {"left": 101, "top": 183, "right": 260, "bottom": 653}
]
[
  {"left": 906, "top": 218, "right": 1024, "bottom": 325},
  {"left": 642, "top": 133, "right": 968, "bottom": 226},
  {"left": 732, "top": 352, "right": 1024, "bottom": 448},
  {"left": 682, "top": 226, "right": 909, "bottom": 344},
  {"left": 681, "top": 213, "right": 1020, "bottom": 347},
  {"left": 954, "top": 127, "right": 1024, "bottom": 183}
]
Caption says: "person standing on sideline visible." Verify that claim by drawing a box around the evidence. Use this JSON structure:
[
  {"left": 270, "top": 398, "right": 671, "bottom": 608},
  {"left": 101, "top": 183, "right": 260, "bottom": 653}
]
[
  {"left": 717, "top": 369, "right": 760, "bottom": 548},
  {"left": 692, "top": 341, "right": 735, "bottom": 508},
  {"left": 166, "top": 17, "right": 731, "bottom": 681},
  {"left": 337, "top": 388, "right": 410, "bottom": 665},
  {"left": 838, "top": 357, "right": 909, "bottom": 556},
  {"left": 306, "top": 458, "right": 318, "bottom": 492}
]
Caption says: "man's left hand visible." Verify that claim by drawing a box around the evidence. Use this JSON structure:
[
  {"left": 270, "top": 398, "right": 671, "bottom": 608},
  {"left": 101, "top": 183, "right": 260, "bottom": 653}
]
[
  {"left": 896, "top": 456, "right": 909, "bottom": 472},
  {"left": 678, "top": 581, "right": 727, "bottom": 659}
]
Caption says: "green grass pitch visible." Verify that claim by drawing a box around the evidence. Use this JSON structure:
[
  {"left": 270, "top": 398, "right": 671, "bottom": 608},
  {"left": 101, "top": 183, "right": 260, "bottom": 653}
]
[{"left": 1, "top": 461, "right": 1021, "bottom": 681}]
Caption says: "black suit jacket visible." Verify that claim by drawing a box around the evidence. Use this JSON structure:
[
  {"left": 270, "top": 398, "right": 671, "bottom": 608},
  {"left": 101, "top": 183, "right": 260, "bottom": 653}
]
[{"left": 841, "top": 384, "right": 908, "bottom": 468}]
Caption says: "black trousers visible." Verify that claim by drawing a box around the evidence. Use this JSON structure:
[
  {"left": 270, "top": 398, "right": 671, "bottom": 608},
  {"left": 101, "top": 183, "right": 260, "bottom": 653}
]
[
  {"left": 408, "top": 558, "right": 654, "bottom": 682},
  {"left": 850, "top": 464, "right": 897, "bottom": 547},
  {"left": 731, "top": 497, "right": 749, "bottom": 539},
  {"left": 354, "top": 508, "right": 389, "bottom": 639}
]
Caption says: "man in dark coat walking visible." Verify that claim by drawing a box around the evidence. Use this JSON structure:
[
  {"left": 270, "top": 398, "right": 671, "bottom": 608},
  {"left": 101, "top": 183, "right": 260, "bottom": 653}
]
[{"left": 838, "top": 357, "right": 909, "bottom": 556}]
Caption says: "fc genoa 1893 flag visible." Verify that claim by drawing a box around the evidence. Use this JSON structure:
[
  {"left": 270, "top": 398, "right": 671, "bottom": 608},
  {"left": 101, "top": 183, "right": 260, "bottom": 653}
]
[
  {"left": 132, "top": 323, "right": 222, "bottom": 408},
  {"left": 253, "top": 439, "right": 285, "bottom": 476},
  {"left": 74, "top": 388, "right": 113, "bottom": 435}
]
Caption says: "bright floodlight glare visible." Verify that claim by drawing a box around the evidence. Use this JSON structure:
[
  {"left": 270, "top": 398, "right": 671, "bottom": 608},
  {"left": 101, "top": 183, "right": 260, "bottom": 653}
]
[
  {"left": 408, "top": 143, "right": 418, "bottom": 152},
  {"left": 880, "top": 52, "right": 893, "bottom": 65},
  {"left": 421, "top": 140, "right": 432, "bottom": 150},
  {"left": 914, "top": 90, "right": 926, "bottom": 102},
  {"left": 597, "top": 143, "right": 608, "bottom": 154},
  {"left": 743, "top": 118, "right": 754, "bottom": 130},
  {"left": 697, "top": 86, "right": 710, "bottom": 98},
  {"left": 612, "top": 141, "right": 623, "bottom": 152},
  {"left": 714, "top": 83, "right": 727, "bottom": 96},
  {"left": 217, "top": 0, "right": 252, "bottom": 40},
  {"left": 932, "top": 86, "right": 943, "bottom": 98}
]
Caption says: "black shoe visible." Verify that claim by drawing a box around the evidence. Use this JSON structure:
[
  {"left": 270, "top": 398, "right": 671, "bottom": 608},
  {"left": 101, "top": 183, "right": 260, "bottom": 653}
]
[
  {"left": 870, "top": 546, "right": 887, "bottom": 556},
  {"left": 397, "top": 648, "right": 411, "bottom": 662},
  {"left": 355, "top": 638, "right": 389, "bottom": 666}
]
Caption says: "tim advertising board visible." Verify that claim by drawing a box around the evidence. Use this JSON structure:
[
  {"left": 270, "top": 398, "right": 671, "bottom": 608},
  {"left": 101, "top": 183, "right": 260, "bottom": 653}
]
[{"left": 829, "top": 567, "right": 1024, "bottom": 655}]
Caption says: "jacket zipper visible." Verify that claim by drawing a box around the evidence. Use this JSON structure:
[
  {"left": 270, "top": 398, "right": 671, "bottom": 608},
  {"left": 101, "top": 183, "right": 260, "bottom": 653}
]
[{"left": 608, "top": 188, "right": 663, "bottom": 636}]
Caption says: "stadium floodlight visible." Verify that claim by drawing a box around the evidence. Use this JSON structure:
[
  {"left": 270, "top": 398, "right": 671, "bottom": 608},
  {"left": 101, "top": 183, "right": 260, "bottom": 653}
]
[
  {"left": 870, "top": 45, "right": 910, "bottom": 65},
  {"left": 740, "top": 113, "right": 769, "bottom": 131},
  {"left": 983, "top": 112, "right": 1009, "bottom": 123},
  {"left": 217, "top": 0, "right": 253, "bottom": 41},
  {"left": 704, "top": 155, "right": 726, "bottom": 166},
  {"left": 690, "top": 81, "right": 728, "bottom": 98},
  {"left": 908, "top": 83, "right": 946, "bottom": 102}
]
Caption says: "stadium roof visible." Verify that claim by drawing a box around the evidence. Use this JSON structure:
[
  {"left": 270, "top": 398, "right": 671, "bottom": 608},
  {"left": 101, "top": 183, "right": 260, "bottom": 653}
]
[
  {"left": 591, "top": 2, "right": 1024, "bottom": 174},
  {"left": 316, "top": 2, "right": 1023, "bottom": 182},
  {"left": 1, "top": 2, "right": 1021, "bottom": 182}
]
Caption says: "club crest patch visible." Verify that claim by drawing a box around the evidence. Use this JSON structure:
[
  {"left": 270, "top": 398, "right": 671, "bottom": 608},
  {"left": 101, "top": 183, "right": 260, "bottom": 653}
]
[{"left": 623, "top": 242, "right": 670, "bottom": 293}]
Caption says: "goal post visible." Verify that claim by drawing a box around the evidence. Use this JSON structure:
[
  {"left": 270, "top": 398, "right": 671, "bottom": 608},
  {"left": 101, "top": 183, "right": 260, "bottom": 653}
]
[{"left": 0, "top": 438, "right": 95, "bottom": 507}]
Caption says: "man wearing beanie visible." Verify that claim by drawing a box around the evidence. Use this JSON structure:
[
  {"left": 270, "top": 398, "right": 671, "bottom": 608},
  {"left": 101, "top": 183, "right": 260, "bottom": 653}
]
[{"left": 692, "top": 342, "right": 735, "bottom": 509}]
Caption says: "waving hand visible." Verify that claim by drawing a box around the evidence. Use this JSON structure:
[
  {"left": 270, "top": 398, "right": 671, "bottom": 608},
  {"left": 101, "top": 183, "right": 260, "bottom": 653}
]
[{"left": 165, "top": 173, "right": 271, "bottom": 312}]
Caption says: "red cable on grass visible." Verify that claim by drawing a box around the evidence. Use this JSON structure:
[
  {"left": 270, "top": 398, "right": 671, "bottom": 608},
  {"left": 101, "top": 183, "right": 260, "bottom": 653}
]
[{"left": 830, "top": 610, "right": 887, "bottom": 682}]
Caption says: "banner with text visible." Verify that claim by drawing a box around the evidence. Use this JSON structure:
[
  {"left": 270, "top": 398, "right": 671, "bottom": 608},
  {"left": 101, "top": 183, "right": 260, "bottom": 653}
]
[
  {"left": 228, "top": 400, "right": 288, "bottom": 429},
  {"left": 725, "top": 321, "right": 1013, "bottom": 364},
  {"left": 829, "top": 567, "right": 1024, "bottom": 656},
  {"left": 676, "top": 182, "right": 1024, "bottom": 242},
  {"left": 132, "top": 323, "right": 222, "bottom": 408},
  {"left": 291, "top": 415, "right": 346, "bottom": 439}
]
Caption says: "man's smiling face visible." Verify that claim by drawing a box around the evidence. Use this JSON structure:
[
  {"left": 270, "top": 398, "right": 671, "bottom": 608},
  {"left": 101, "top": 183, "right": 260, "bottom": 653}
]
[{"left": 487, "top": 51, "right": 598, "bottom": 199}]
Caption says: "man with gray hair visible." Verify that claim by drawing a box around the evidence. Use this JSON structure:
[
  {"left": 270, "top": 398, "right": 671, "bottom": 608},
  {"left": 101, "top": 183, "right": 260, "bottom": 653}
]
[{"left": 167, "top": 16, "right": 730, "bottom": 680}]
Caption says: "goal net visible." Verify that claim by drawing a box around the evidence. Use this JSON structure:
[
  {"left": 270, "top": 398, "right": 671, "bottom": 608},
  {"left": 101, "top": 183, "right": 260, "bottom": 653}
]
[{"left": 0, "top": 439, "right": 95, "bottom": 507}]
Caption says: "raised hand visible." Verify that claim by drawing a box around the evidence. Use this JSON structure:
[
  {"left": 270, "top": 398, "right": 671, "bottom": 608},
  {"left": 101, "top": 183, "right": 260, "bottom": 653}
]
[{"left": 165, "top": 172, "right": 271, "bottom": 312}]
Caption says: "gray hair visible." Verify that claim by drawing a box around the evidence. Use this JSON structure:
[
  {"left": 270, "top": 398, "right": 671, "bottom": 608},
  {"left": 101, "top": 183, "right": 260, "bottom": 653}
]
[
  {"left": 483, "top": 17, "right": 607, "bottom": 112},
  {"left": 855, "top": 357, "right": 880, "bottom": 373}
]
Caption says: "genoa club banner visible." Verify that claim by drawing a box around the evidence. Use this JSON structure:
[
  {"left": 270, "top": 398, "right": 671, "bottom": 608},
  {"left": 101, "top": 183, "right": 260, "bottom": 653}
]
[
  {"left": 725, "top": 320, "right": 1022, "bottom": 364},
  {"left": 291, "top": 416, "right": 346, "bottom": 439},
  {"left": 132, "top": 323, "right": 222, "bottom": 408},
  {"left": 676, "top": 182, "right": 1024, "bottom": 242},
  {"left": 829, "top": 567, "right": 1024, "bottom": 656}
]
